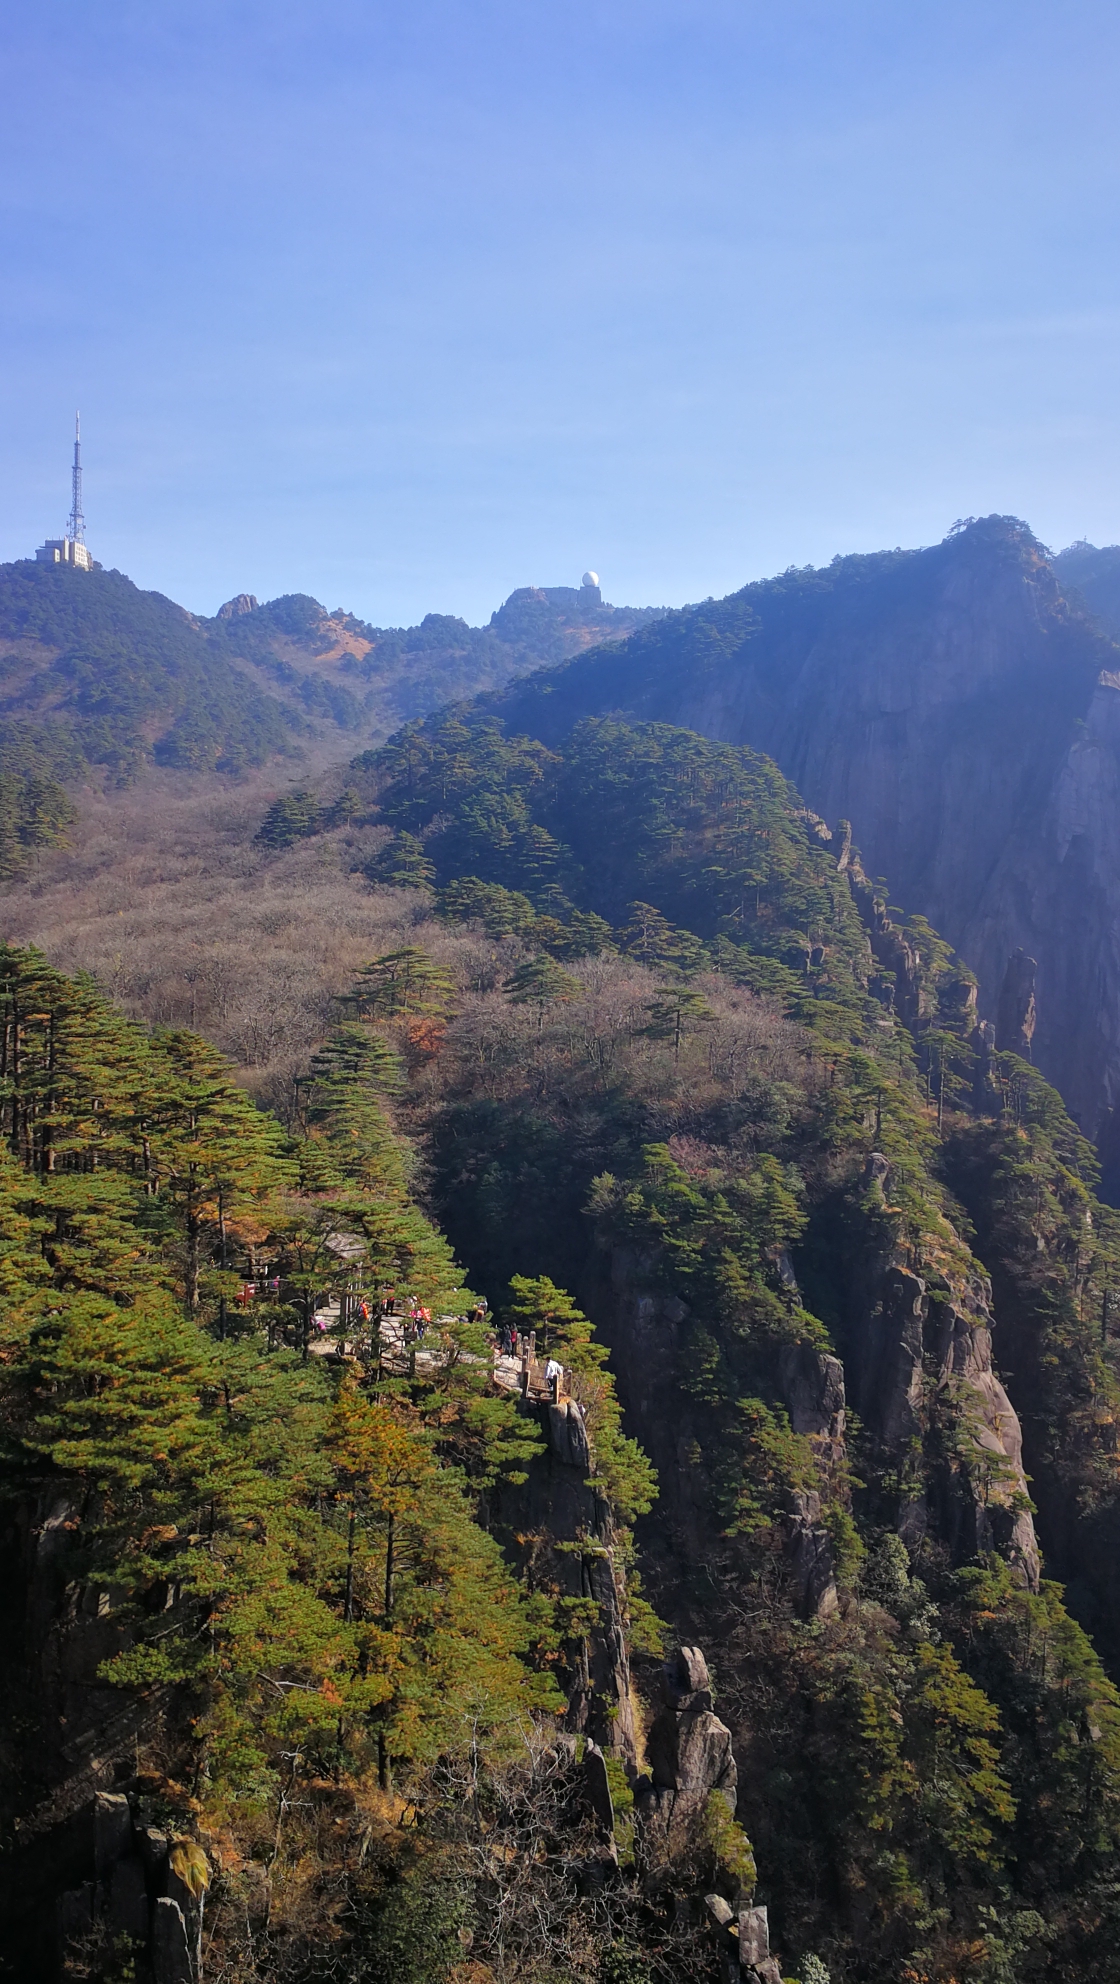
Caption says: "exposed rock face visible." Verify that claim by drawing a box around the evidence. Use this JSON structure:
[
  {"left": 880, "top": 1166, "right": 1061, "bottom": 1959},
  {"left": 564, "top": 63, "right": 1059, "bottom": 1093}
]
[
  {"left": 840, "top": 1163, "right": 1040, "bottom": 1588},
  {"left": 642, "top": 1646, "right": 738, "bottom": 1821},
  {"left": 996, "top": 947, "right": 1038, "bottom": 1056},
  {"left": 591, "top": 1248, "right": 841, "bottom": 1614},
  {"left": 490, "top": 516, "right": 1120, "bottom": 1148},
  {"left": 2, "top": 1787, "right": 205, "bottom": 1981},
  {"left": 494, "top": 1394, "right": 637, "bottom": 1759},
  {"left": 151, "top": 1895, "right": 193, "bottom": 1983},
  {"left": 581, "top": 1740, "right": 617, "bottom": 1844},
  {"left": 216, "top": 592, "right": 259, "bottom": 618},
  {"left": 591, "top": 1178, "right": 1038, "bottom": 1615}
]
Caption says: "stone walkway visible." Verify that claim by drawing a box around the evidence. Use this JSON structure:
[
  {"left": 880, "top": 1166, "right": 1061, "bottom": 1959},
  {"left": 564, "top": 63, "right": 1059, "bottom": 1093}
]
[{"left": 308, "top": 1306, "right": 560, "bottom": 1401}]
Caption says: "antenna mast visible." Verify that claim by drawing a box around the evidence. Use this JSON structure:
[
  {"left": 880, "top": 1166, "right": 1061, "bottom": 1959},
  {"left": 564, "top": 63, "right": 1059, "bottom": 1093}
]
[{"left": 68, "top": 411, "right": 85, "bottom": 545}]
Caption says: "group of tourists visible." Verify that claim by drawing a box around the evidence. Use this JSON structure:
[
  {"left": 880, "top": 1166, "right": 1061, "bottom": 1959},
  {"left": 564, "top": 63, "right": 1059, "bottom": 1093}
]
[
  {"left": 494, "top": 1320, "right": 521, "bottom": 1358},
  {"left": 230, "top": 1270, "right": 565, "bottom": 1401},
  {"left": 490, "top": 1319, "right": 567, "bottom": 1402}
]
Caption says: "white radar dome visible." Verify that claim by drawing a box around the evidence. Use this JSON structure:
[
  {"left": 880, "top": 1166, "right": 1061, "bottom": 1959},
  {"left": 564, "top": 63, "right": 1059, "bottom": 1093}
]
[{"left": 581, "top": 570, "right": 599, "bottom": 589}]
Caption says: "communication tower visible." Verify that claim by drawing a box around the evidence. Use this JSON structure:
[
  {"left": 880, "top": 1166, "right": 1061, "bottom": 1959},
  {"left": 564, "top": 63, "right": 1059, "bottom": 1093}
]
[
  {"left": 35, "top": 413, "right": 98, "bottom": 570},
  {"left": 68, "top": 412, "right": 85, "bottom": 547}
]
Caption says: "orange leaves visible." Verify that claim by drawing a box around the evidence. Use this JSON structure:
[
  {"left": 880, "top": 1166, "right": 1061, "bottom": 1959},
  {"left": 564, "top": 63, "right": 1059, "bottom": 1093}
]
[
  {"left": 405, "top": 1016, "right": 446, "bottom": 1064},
  {"left": 327, "top": 1377, "right": 435, "bottom": 1517}
]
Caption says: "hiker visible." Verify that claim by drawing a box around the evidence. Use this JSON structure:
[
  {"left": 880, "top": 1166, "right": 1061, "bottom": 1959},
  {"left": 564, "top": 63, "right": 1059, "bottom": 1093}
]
[{"left": 545, "top": 1356, "right": 564, "bottom": 1404}]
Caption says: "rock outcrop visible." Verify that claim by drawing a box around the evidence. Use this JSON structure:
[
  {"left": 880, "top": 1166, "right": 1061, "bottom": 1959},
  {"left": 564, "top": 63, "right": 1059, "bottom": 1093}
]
[
  {"left": 591, "top": 1164, "right": 1038, "bottom": 1622},
  {"left": 593, "top": 1246, "right": 848, "bottom": 1617},
  {"left": 642, "top": 1646, "right": 738, "bottom": 1822},
  {"left": 494, "top": 1393, "right": 638, "bottom": 1760},
  {"left": 996, "top": 948, "right": 1038, "bottom": 1057},
  {"left": 7, "top": 1788, "right": 207, "bottom": 1981},
  {"left": 841, "top": 1161, "right": 1040, "bottom": 1588}
]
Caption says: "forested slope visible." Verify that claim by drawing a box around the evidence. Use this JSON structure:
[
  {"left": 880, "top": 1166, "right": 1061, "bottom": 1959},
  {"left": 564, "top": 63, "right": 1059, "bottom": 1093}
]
[
  {"left": 11, "top": 710, "right": 1120, "bottom": 1981},
  {"left": 0, "top": 562, "right": 300, "bottom": 787},
  {"left": 0, "top": 562, "right": 659, "bottom": 848},
  {"left": 469, "top": 519, "right": 1120, "bottom": 1168}
]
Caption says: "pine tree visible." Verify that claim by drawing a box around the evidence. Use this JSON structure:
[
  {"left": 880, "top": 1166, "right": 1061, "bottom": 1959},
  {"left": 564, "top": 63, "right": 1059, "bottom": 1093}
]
[
  {"left": 640, "top": 985, "right": 715, "bottom": 1062},
  {"left": 503, "top": 955, "right": 582, "bottom": 1031},
  {"left": 150, "top": 1029, "right": 292, "bottom": 1313},
  {"left": 366, "top": 832, "right": 436, "bottom": 891},
  {"left": 256, "top": 790, "right": 323, "bottom": 849},
  {"left": 350, "top": 948, "right": 456, "bottom": 1021}
]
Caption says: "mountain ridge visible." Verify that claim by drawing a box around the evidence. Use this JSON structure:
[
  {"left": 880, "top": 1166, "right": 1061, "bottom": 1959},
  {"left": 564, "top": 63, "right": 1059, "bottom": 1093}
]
[
  {"left": 0, "top": 559, "right": 661, "bottom": 791},
  {"left": 464, "top": 517, "right": 1120, "bottom": 1166}
]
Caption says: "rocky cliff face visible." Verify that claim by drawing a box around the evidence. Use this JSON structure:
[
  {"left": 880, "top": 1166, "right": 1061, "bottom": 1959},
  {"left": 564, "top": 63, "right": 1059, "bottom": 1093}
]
[
  {"left": 832, "top": 1164, "right": 1040, "bottom": 1591},
  {"left": 592, "top": 1173, "right": 1040, "bottom": 1626},
  {"left": 489, "top": 518, "right": 1120, "bottom": 1160},
  {"left": 493, "top": 1393, "right": 639, "bottom": 1760}
]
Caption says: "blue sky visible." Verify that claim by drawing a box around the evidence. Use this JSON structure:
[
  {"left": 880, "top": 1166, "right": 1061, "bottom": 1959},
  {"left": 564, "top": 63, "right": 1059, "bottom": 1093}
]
[{"left": 2, "top": 0, "right": 1119, "bottom": 624}]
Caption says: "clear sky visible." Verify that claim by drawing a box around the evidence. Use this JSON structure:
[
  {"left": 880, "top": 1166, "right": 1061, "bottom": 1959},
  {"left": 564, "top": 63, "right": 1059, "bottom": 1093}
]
[{"left": 2, "top": 0, "right": 1119, "bottom": 625}]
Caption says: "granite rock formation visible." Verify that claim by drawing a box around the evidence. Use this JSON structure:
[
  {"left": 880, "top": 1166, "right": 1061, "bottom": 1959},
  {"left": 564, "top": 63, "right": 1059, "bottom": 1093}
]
[
  {"left": 643, "top": 1646, "right": 738, "bottom": 1821},
  {"left": 493, "top": 1393, "right": 638, "bottom": 1760},
  {"left": 838, "top": 1162, "right": 1040, "bottom": 1590}
]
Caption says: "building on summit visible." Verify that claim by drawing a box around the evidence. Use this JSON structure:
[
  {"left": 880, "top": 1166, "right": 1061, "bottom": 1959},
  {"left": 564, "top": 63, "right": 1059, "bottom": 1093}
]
[{"left": 36, "top": 414, "right": 100, "bottom": 570}]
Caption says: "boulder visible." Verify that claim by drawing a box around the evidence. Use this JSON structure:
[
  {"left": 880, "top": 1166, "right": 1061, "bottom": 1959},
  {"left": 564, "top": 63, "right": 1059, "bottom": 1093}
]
[
  {"left": 663, "top": 1644, "right": 713, "bottom": 1711},
  {"left": 582, "top": 1740, "right": 616, "bottom": 1842},
  {"left": 737, "top": 1904, "right": 783, "bottom": 1981},
  {"left": 644, "top": 1645, "right": 738, "bottom": 1818},
  {"left": 647, "top": 1703, "right": 737, "bottom": 1817},
  {"left": 93, "top": 1791, "right": 132, "bottom": 1877},
  {"left": 739, "top": 1904, "right": 770, "bottom": 1965}
]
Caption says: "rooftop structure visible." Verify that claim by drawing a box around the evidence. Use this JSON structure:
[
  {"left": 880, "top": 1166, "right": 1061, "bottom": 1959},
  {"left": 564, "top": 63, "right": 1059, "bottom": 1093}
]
[{"left": 36, "top": 415, "right": 99, "bottom": 570}]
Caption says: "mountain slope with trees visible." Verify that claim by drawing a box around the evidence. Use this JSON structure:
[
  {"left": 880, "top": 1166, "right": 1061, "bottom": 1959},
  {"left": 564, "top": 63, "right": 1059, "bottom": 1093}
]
[
  {"left": 10, "top": 711, "right": 1120, "bottom": 1980},
  {"left": 1053, "top": 539, "right": 1120, "bottom": 638},
  {"left": 468, "top": 519, "right": 1120, "bottom": 1177},
  {"left": 354, "top": 710, "right": 1120, "bottom": 1976},
  {"left": 0, "top": 561, "right": 660, "bottom": 805},
  {"left": 218, "top": 582, "right": 664, "bottom": 738}
]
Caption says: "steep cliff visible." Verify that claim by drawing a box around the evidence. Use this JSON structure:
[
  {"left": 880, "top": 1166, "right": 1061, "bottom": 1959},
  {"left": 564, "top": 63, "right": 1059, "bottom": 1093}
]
[
  {"left": 484, "top": 518, "right": 1120, "bottom": 1159},
  {"left": 1053, "top": 540, "right": 1120, "bottom": 639}
]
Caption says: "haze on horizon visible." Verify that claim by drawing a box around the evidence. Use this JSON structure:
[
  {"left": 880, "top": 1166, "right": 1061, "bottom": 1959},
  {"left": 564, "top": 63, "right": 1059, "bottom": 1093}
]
[{"left": 2, "top": 0, "right": 1119, "bottom": 627}]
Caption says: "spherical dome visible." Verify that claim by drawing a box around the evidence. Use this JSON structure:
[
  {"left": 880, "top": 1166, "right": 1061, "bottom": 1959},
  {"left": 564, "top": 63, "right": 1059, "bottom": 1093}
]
[{"left": 581, "top": 570, "right": 599, "bottom": 589}]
